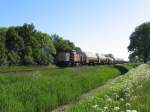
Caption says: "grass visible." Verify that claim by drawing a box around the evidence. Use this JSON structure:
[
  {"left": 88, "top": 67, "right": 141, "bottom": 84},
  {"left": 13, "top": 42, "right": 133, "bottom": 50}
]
[
  {"left": 130, "top": 78, "right": 150, "bottom": 112},
  {"left": 0, "top": 65, "right": 124, "bottom": 112},
  {"left": 0, "top": 65, "right": 56, "bottom": 72},
  {"left": 121, "top": 63, "right": 139, "bottom": 70},
  {"left": 67, "top": 64, "right": 150, "bottom": 112}
]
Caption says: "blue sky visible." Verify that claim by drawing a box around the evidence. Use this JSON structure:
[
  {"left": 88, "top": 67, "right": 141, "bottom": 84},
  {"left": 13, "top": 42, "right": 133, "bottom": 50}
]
[{"left": 1, "top": 0, "right": 150, "bottom": 60}]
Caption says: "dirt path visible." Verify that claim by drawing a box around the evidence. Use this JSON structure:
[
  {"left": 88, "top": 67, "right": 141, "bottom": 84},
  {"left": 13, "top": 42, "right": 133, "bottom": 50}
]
[{"left": 51, "top": 76, "right": 121, "bottom": 112}]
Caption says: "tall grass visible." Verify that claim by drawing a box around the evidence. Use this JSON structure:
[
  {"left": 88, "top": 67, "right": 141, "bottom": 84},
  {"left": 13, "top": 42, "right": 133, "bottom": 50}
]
[
  {"left": 130, "top": 80, "right": 150, "bottom": 112},
  {"left": 121, "top": 63, "right": 139, "bottom": 70},
  {"left": 0, "top": 65, "right": 56, "bottom": 72},
  {"left": 0, "top": 65, "right": 121, "bottom": 112},
  {"left": 67, "top": 64, "right": 150, "bottom": 112}
]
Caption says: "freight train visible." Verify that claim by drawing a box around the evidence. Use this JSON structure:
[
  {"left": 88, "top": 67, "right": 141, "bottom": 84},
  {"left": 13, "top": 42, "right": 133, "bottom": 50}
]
[{"left": 56, "top": 50, "right": 125, "bottom": 67}]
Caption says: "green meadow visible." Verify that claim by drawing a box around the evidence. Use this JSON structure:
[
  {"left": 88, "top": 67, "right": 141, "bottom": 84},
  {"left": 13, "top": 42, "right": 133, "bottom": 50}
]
[{"left": 0, "top": 65, "right": 126, "bottom": 112}]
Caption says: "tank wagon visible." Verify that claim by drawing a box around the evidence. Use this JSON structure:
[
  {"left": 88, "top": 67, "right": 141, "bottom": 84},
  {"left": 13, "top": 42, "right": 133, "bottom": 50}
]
[
  {"left": 97, "top": 54, "right": 107, "bottom": 64},
  {"left": 56, "top": 50, "right": 125, "bottom": 67},
  {"left": 85, "top": 52, "right": 98, "bottom": 64}
]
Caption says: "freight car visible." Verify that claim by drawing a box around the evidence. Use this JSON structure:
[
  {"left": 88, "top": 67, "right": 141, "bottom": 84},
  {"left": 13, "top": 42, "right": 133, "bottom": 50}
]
[
  {"left": 56, "top": 50, "right": 84, "bottom": 66},
  {"left": 85, "top": 52, "right": 98, "bottom": 65},
  {"left": 56, "top": 50, "right": 125, "bottom": 67},
  {"left": 97, "top": 54, "right": 107, "bottom": 64}
]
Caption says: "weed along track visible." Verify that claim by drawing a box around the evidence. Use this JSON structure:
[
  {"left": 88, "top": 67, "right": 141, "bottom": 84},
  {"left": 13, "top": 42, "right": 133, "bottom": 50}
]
[
  {"left": 0, "top": 64, "right": 133, "bottom": 75},
  {"left": 51, "top": 77, "right": 120, "bottom": 112},
  {"left": 0, "top": 66, "right": 58, "bottom": 74},
  {"left": 51, "top": 65, "right": 132, "bottom": 112},
  {"left": 67, "top": 64, "right": 150, "bottom": 112},
  {"left": 0, "top": 65, "right": 129, "bottom": 112},
  {"left": 0, "top": 64, "right": 135, "bottom": 112}
]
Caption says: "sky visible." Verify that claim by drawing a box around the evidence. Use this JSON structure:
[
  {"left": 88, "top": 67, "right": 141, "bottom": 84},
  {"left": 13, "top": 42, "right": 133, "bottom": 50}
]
[{"left": 1, "top": 0, "right": 150, "bottom": 60}]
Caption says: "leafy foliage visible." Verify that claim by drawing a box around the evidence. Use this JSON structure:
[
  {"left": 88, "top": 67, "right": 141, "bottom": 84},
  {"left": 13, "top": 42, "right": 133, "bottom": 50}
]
[
  {"left": 128, "top": 22, "right": 150, "bottom": 63},
  {"left": 52, "top": 34, "right": 81, "bottom": 53},
  {"left": 0, "top": 23, "right": 80, "bottom": 65},
  {"left": 0, "top": 30, "right": 7, "bottom": 65}
]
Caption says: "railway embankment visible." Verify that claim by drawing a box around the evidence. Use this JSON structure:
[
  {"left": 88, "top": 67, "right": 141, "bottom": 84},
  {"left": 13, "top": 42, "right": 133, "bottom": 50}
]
[
  {"left": 0, "top": 64, "right": 135, "bottom": 112},
  {"left": 67, "top": 64, "right": 150, "bottom": 112}
]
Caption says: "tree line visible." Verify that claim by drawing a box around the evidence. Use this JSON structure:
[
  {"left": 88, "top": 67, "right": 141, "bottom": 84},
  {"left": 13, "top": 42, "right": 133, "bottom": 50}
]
[
  {"left": 0, "top": 22, "right": 149, "bottom": 65},
  {"left": 0, "top": 23, "right": 81, "bottom": 66}
]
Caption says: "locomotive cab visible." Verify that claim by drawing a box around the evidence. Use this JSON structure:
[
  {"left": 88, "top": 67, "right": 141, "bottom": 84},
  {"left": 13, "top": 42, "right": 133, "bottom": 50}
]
[{"left": 56, "top": 52, "right": 71, "bottom": 66}]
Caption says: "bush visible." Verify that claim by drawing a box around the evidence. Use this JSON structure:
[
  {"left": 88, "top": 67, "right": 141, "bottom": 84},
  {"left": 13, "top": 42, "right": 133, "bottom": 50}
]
[
  {"left": 23, "top": 55, "right": 35, "bottom": 65},
  {"left": 7, "top": 51, "right": 20, "bottom": 65}
]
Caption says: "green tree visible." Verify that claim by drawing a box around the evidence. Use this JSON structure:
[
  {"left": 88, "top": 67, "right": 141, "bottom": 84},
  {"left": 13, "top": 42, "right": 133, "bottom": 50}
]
[
  {"left": 52, "top": 34, "right": 81, "bottom": 53},
  {"left": 129, "top": 53, "right": 143, "bottom": 63},
  {"left": 32, "top": 32, "right": 56, "bottom": 64},
  {"left": 6, "top": 27, "right": 24, "bottom": 52},
  {"left": 128, "top": 22, "right": 150, "bottom": 63},
  {"left": 15, "top": 23, "right": 36, "bottom": 64},
  {"left": 75, "top": 47, "right": 82, "bottom": 52},
  {"left": 52, "top": 34, "right": 68, "bottom": 52},
  {"left": 0, "top": 30, "right": 7, "bottom": 65},
  {"left": 5, "top": 27, "right": 24, "bottom": 65},
  {"left": 7, "top": 51, "right": 20, "bottom": 65},
  {"left": 0, "top": 24, "right": 82, "bottom": 66},
  {"left": 23, "top": 46, "right": 34, "bottom": 65},
  {"left": 15, "top": 23, "right": 35, "bottom": 46}
]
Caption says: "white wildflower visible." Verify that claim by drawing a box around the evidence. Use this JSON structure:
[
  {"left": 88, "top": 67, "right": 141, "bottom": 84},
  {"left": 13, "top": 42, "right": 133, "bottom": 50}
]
[
  {"left": 126, "top": 110, "right": 137, "bottom": 112},
  {"left": 107, "top": 98, "right": 112, "bottom": 102},
  {"left": 114, "top": 106, "right": 120, "bottom": 111},
  {"left": 115, "top": 94, "right": 119, "bottom": 99},
  {"left": 92, "top": 104, "right": 98, "bottom": 109},
  {"left": 120, "top": 98, "right": 124, "bottom": 101},
  {"left": 126, "top": 110, "right": 132, "bottom": 112},
  {"left": 96, "top": 107, "right": 103, "bottom": 111},
  {"left": 104, "top": 106, "right": 108, "bottom": 110},
  {"left": 131, "top": 110, "right": 137, "bottom": 112},
  {"left": 104, "top": 95, "right": 109, "bottom": 98},
  {"left": 126, "top": 103, "right": 131, "bottom": 107}
]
